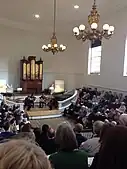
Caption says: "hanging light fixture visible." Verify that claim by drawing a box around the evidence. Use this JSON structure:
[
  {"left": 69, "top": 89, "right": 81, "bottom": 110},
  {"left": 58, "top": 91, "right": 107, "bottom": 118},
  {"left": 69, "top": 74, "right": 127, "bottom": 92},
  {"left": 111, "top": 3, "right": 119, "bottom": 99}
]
[
  {"left": 73, "top": 0, "right": 115, "bottom": 42},
  {"left": 42, "top": 0, "right": 66, "bottom": 54}
]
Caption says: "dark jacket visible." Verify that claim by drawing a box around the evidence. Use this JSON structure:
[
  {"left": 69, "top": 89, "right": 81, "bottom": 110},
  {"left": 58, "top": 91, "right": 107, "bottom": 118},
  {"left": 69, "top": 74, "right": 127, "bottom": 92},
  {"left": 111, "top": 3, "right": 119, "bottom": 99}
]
[
  {"left": 40, "top": 133, "right": 56, "bottom": 155},
  {"left": 76, "top": 133, "right": 87, "bottom": 147}
]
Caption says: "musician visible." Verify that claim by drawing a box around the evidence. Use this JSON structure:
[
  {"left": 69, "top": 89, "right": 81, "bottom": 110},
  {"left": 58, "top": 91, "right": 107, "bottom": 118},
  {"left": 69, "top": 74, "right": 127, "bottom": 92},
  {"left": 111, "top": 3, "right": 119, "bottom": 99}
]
[
  {"left": 39, "top": 94, "right": 46, "bottom": 108},
  {"left": 24, "top": 96, "right": 31, "bottom": 111},
  {"left": 30, "top": 94, "right": 36, "bottom": 108}
]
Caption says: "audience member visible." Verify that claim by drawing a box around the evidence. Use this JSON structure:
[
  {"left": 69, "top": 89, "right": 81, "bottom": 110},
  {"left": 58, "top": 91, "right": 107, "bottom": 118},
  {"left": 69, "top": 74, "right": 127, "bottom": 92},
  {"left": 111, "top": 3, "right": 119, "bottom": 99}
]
[
  {"left": 0, "top": 140, "right": 51, "bottom": 169},
  {"left": 21, "top": 123, "right": 32, "bottom": 132},
  {"left": 0, "top": 121, "right": 15, "bottom": 141},
  {"left": 73, "top": 123, "right": 87, "bottom": 147},
  {"left": 98, "top": 126, "right": 127, "bottom": 169},
  {"left": 49, "top": 122, "right": 88, "bottom": 169},
  {"left": 80, "top": 121, "right": 104, "bottom": 156},
  {"left": 119, "top": 113, "right": 127, "bottom": 126},
  {"left": 40, "top": 124, "right": 56, "bottom": 155},
  {"left": 90, "top": 123, "right": 114, "bottom": 169},
  {"left": 33, "top": 127, "right": 41, "bottom": 145}
]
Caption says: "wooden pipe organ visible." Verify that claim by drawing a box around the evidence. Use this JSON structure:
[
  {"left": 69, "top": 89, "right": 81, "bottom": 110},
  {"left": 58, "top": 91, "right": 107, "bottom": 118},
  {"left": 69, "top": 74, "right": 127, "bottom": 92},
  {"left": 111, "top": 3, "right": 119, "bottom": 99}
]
[{"left": 20, "top": 56, "right": 43, "bottom": 93}]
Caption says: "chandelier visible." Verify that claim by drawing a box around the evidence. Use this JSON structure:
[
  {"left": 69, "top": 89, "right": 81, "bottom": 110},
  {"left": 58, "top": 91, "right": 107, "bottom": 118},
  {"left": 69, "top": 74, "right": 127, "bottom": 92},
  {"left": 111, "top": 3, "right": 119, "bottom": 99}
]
[
  {"left": 42, "top": 0, "right": 66, "bottom": 54},
  {"left": 73, "top": 0, "right": 115, "bottom": 42}
]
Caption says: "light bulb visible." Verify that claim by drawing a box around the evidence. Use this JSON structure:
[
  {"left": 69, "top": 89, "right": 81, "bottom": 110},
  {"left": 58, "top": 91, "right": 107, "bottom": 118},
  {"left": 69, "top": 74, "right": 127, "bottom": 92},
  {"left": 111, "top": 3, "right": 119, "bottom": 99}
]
[
  {"left": 103, "top": 24, "right": 110, "bottom": 31},
  {"left": 42, "top": 45, "right": 46, "bottom": 49},
  {"left": 60, "top": 44, "right": 63, "bottom": 48},
  {"left": 54, "top": 44, "right": 58, "bottom": 48},
  {"left": 79, "top": 24, "right": 85, "bottom": 31},
  {"left": 109, "top": 26, "right": 115, "bottom": 32},
  {"left": 62, "top": 46, "right": 66, "bottom": 50},
  {"left": 73, "top": 27, "right": 79, "bottom": 33},
  {"left": 91, "top": 23, "right": 98, "bottom": 30},
  {"left": 108, "top": 31, "right": 111, "bottom": 35},
  {"left": 34, "top": 14, "right": 40, "bottom": 19},
  {"left": 48, "top": 44, "right": 51, "bottom": 48}
]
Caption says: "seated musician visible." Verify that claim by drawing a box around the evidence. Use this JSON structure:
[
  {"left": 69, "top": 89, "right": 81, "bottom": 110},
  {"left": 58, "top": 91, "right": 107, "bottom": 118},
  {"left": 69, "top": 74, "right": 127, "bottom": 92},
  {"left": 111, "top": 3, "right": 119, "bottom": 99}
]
[
  {"left": 30, "top": 94, "right": 36, "bottom": 108},
  {"left": 24, "top": 96, "right": 31, "bottom": 111},
  {"left": 39, "top": 94, "right": 46, "bottom": 108}
]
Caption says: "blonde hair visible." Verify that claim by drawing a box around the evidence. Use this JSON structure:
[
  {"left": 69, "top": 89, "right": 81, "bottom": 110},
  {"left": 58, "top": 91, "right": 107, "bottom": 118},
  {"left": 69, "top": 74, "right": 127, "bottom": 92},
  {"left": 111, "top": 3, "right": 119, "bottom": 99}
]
[
  {"left": 0, "top": 140, "right": 51, "bottom": 169},
  {"left": 11, "top": 132, "right": 36, "bottom": 143}
]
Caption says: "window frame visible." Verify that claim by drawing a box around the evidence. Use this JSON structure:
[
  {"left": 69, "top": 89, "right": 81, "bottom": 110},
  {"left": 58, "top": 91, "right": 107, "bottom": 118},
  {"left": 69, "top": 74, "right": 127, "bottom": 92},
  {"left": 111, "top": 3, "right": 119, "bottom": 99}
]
[{"left": 88, "top": 41, "right": 102, "bottom": 75}]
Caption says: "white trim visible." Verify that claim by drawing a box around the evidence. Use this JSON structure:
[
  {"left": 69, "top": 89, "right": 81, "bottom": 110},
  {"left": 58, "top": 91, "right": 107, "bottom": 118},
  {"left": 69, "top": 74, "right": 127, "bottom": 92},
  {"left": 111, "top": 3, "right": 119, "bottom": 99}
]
[{"left": 29, "top": 114, "right": 62, "bottom": 120}]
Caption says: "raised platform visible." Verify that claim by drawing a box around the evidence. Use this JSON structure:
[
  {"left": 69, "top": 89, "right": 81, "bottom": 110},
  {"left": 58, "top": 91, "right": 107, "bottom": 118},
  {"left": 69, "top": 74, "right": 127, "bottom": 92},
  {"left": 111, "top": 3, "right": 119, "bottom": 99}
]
[{"left": 27, "top": 108, "right": 62, "bottom": 120}]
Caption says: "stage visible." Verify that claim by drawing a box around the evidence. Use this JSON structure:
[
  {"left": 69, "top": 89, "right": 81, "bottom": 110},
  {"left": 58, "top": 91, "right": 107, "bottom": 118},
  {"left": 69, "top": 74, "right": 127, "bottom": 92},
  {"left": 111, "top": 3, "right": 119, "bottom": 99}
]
[{"left": 27, "top": 108, "right": 62, "bottom": 120}]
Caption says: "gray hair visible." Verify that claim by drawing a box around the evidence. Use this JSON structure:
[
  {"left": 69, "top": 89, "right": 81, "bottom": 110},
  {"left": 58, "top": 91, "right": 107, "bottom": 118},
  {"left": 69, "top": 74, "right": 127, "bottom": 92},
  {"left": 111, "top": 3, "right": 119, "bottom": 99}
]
[
  {"left": 93, "top": 121, "right": 104, "bottom": 136},
  {"left": 55, "top": 122, "right": 77, "bottom": 151}
]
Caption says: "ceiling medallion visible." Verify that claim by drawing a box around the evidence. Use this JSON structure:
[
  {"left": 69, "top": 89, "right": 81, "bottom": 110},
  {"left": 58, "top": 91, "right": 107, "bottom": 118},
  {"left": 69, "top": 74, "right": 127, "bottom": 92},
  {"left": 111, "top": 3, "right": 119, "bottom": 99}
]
[
  {"left": 73, "top": 0, "right": 115, "bottom": 42},
  {"left": 42, "top": 0, "right": 66, "bottom": 54}
]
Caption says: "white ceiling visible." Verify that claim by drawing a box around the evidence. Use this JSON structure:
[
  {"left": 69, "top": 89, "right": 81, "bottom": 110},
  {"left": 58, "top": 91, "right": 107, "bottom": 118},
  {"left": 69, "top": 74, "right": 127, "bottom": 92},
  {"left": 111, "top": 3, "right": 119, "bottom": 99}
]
[{"left": 0, "top": 0, "right": 127, "bottom": 33}]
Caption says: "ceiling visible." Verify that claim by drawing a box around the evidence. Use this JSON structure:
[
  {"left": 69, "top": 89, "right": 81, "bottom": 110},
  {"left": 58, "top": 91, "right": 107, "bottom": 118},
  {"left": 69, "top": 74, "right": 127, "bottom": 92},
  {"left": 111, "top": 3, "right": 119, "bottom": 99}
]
[{"left": 0, "top": 0, "right": 127, "bottom": 34}]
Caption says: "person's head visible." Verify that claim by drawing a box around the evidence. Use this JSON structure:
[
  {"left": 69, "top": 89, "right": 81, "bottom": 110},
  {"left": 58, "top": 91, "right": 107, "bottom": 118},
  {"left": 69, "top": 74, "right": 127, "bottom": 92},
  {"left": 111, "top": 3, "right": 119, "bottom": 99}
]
[
  {"left": 121, "top": 102, "right": 125, "bottom": 106},
  {"left": 93, "top": 121, "right": 104, "bottom": 137},
  {"left": 33, "top": 128, "right": 41, "bottom": 137},
  {"left": 119, "top": 114, "right": 127, "bottom": 126},
  {"left": 0, "top": 140, "right": 51, "bottom": 169},
  {"left": 3, "top": 122, "right": 10, "bottom": 131},
  {"left": 11, "top": 132, "right": 35, "bottom": 143},
  {"left": 55, "top": 122, "right": 78, "bottom": 151},
  {"left": 74, "top": 123, "right": 83, "bottom": 133},
  {"left": 21, "top": 123, "right": 32, "bottom": 132},
  {"left": 48, "top": 128, "right": 55, "bottom": 138},
  {"left": 99, "top": 126, "right": 127, "bottom": 169},
  {"left": 42, "top": 124, "right": 49, "bottom": 134}
]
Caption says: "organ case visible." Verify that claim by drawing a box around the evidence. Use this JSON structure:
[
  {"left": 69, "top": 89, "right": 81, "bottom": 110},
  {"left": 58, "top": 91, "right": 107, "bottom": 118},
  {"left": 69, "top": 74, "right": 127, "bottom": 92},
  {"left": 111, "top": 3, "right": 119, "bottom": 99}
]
[{"left": 20, "top": 56, "right": 43, "bottom": 93}]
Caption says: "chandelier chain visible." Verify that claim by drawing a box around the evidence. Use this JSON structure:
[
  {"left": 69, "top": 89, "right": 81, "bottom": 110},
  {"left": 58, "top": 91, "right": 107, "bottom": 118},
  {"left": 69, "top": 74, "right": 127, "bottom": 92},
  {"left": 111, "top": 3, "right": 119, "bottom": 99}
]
[
  {"left": 42, "top": 0, "right": 66, "bottom": 54},
  {"left": 53, "top": 0, "right": 56, "bottom": 34},
  {"left": 93, "top": 0, "right": 96, "bottom": 6}
]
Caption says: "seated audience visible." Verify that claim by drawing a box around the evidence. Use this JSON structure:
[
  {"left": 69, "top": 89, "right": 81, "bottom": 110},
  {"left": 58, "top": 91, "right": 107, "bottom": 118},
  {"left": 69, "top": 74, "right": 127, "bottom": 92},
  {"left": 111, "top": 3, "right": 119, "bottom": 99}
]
[
  {"left": 0, "top": 121, "right": 15, "bottom": 141},
  {"left": 80, "top": 121, "right": 104, "bottom": 157},
  {"left": 73, "top": 123, "right": 87, "bottom": 147},
  {"left": 49, "top": 122, "right": 88, "bottom": 169},
  {"left": 0, "top": 140, "right": 51, "bottom": 169}
]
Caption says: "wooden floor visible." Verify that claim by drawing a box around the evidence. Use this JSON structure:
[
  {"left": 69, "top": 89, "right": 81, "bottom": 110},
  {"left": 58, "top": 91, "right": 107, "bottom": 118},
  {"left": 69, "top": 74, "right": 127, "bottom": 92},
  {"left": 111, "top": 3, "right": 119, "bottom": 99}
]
[
  {"left": 27, "top": 108, "right": 60, "bottom": 117},
  {"left": 30, "top": 117, "right": 74, "bottom": 129}
]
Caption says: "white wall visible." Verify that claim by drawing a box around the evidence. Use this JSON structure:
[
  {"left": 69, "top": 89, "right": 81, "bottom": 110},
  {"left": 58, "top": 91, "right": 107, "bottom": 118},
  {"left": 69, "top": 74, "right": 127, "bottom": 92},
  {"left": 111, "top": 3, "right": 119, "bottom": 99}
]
[
  {"left": 2, "top": 8, "right": 127, "bottom": 92},
  {"left": 0, "top": 25, "right": 86, "bottom": 90},
  {"left": 85, "top": 9, "right": 127, "bottom": 91}
]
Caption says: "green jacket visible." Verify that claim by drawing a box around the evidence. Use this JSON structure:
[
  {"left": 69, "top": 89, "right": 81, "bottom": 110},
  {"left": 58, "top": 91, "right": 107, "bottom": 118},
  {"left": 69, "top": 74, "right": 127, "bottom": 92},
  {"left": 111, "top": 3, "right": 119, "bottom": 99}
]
[{"left": 49, "top": 150, "right": 88, "bottom": 169}]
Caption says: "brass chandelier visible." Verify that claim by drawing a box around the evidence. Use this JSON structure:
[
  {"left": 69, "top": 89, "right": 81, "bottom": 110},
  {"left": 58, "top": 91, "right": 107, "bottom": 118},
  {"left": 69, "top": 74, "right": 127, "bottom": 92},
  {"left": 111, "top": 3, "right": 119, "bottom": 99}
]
[
  {"left": 73, "top": 0, "right": 115, "bottom": 42},
  {"left": 42, "top": 0, "right": 66, "bottom": 54}
]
